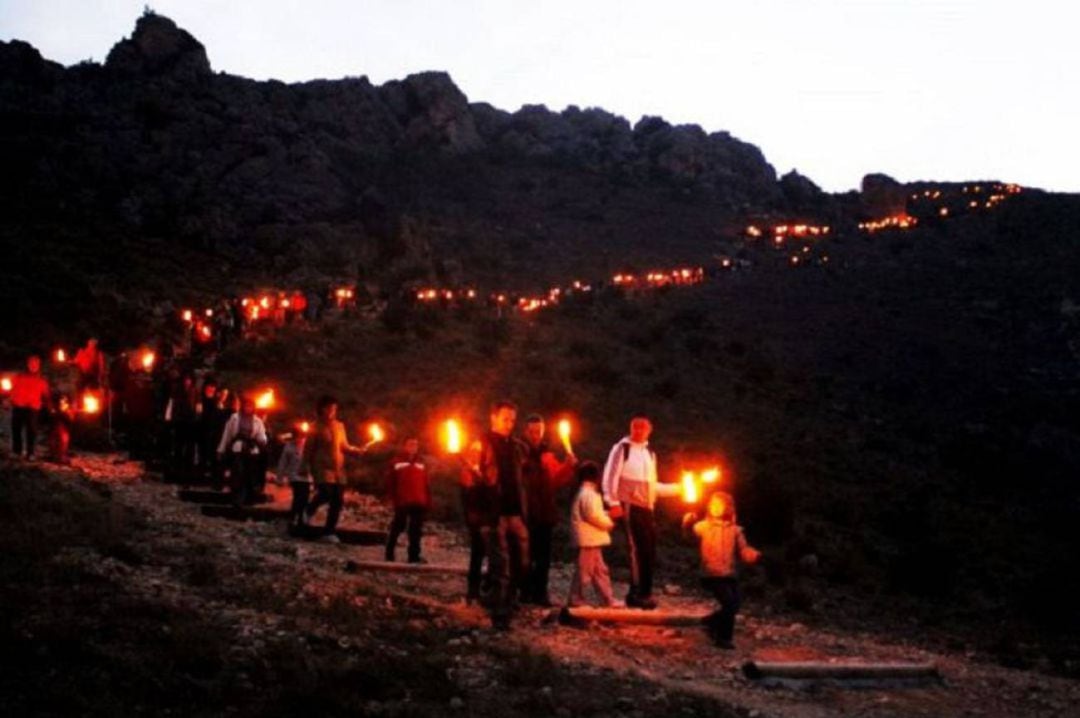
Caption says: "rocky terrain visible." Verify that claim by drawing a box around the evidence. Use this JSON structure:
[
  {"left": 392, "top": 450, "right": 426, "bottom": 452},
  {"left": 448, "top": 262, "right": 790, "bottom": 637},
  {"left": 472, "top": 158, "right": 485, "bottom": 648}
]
[
  {"left": 2, "top": 10, "right": 1080, "bottom": 716},
  {"left": 2, "top": 453, "right": 1078, "bottom": 717}
]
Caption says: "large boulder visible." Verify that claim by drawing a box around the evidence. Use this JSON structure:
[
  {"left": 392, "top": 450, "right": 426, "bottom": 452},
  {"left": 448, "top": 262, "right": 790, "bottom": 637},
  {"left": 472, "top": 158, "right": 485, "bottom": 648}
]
[
  {"left": 105, "top": 11, "right": 211, "bottom": 80},
  {"left": 861, "top": 173, "right": 908, "bottom": 217}
]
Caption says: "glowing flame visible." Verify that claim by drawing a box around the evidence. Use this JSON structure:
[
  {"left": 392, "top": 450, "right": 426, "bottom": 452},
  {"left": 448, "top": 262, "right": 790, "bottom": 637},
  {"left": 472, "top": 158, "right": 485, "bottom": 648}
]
[
  {"left": 182, "top": 309, "right": 193, "bottom": 323},
  {"left": 255, "top": 389, "right": 276, "bottom": 411},
  {"left": 140, "top": 351, "right": 156, "bottom": 371},
  {"left": 54, "top": 349, "right": 67, "bottom": 363},
  {"left": 81, "top": 392, "right": 101, "bottom": 415},
  {"left": 444, "top": 419, "right": 463, "bottom": 454},
  {"left": 557, "top": 418, "right": 573, "bottom": 455},
  {"left": 682, "top": 471, "right": 699, "bottom": 503},
  {"left": 298, "top": 421, "right": 311, "bottom": 434},
  {"left": 368, "top": 423, "right": 385, "bottom": 444},
  {"left": 0, "top": 377, "right": 12, "bottom": 393},
  {"left": 701, "top": 467, "right": 721, "bottom": 484}
]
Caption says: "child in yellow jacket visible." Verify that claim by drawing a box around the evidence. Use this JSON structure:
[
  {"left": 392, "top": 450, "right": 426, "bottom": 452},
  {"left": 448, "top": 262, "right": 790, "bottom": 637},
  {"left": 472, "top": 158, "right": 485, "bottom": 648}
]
[{"left": 683, "top": 490, "right": 761, "bottom": 649}]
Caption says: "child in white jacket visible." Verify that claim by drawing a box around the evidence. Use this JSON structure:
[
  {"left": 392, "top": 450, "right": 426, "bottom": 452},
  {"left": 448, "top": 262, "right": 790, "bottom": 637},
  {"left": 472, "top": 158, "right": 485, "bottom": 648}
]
[{"left": 567, "top": 462, "right": 620, "bottom": 607}]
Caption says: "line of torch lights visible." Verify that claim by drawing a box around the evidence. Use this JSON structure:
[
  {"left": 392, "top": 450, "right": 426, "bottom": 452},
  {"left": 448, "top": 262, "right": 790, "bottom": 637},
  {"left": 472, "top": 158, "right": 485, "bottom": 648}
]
[{"left": 3, "top": 374, "right": 732, "bottom": 493}]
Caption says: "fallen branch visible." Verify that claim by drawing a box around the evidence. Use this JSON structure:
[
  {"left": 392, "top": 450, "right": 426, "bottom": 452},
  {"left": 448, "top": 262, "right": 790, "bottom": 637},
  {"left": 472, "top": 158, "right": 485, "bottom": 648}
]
[{"left": 743, "top": 661, "right": 940, "bottom": 682}]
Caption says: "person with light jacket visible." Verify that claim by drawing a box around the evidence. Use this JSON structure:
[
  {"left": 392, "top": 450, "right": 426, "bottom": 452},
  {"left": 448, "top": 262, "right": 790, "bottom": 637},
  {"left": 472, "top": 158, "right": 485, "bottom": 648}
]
[
  {"left": 301, "top": 395, "right": 366, "bottom": 543},
  {"left": 566, "top": 462, "right": 619, "bottom": 607},
  {"left": 216, "top": 395, "right": 268, "bottom": 506},
  {"left": 601, "top": 414, "right": 680, "bottom": 609}
]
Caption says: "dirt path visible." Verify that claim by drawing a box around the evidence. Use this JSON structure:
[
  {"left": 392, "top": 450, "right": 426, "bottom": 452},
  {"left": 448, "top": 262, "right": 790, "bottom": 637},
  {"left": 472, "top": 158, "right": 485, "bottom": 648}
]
[{"left": 22, "top": 452, "right": 1080, "bottom": 717}]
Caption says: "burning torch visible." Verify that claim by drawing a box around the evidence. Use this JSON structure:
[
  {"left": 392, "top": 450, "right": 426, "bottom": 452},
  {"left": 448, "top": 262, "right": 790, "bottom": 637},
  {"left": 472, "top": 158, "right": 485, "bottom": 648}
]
[
  {"left": 364, "top": 422, "right": 385, "bottom": 450},
  {"left": 557, "top": 418, "right": 575, "bottom": 457},
  {"left": 443, "top": 419, "right": 464, "bottom": 455}
]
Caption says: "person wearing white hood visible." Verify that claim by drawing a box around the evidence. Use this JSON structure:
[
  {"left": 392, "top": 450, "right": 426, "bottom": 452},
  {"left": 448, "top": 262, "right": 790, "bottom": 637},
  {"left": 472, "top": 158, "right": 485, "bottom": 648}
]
[{"left": 601, "top": 414, "right": 680, "bottom": 609}]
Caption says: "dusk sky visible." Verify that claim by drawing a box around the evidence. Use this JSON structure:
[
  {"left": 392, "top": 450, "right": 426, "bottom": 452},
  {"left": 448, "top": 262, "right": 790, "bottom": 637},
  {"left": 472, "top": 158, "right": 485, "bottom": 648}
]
[{"left": 2, "top": 0, "right": 1077, "bottom": 192}]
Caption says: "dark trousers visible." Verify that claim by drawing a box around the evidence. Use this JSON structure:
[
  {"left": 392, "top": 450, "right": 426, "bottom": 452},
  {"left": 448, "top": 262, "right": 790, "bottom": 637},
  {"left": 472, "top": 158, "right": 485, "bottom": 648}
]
[
  {"left": 466, "top": 526, "right": 487, "bottom": 599},
  {"left": 701, "top": 576, "right": 742, "bottom": 643},
  {"left": 171, "top": 421, "right": 197, "bottom": 468},
  {"left": 289, "top": 481, "right": 311, "bottom": 526},
  {"left": 11, "top": 407, "right": 39, "bottom": 457},
  {"left": 526, "top": 522, "right": 555, "bottom": 602},
  {"left": 483, "top": 515, "right": 529, "bottom": 626},
  {"left": 307, "top": 483, "right": 345, "bottom": 534},
  {"left": 386, "top": 506, "right": 425, "bottom": 561},
  {"left": 625, "top": 504, "right": 657, "bottom": 600},
  {"left": 229, "top": 453, "right": 263, "bottom": 505}
]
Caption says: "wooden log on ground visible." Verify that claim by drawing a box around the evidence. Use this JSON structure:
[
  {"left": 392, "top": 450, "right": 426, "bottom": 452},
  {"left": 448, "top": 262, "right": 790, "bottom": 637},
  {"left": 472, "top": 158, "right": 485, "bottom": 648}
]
[
  {"left": 557, "top": 606, "right": 709, "bottom": 626},
  {"left": 742, "top": 661, "right": 940, "bottom": 682},
  {"left": 343, "top": 559, "right": 469, "bottom": 576},
  {"left": 178, "top": 489, "right": 269, "bottom": 505},
  {"left": 200, "top": 505, "right": 291, "bottom": 522}
]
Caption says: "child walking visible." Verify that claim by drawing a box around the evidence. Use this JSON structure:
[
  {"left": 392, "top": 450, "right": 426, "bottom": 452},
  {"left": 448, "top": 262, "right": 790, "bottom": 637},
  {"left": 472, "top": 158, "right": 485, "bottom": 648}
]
[
  {"left": 684, "top": 491, "right": 761, "bottom": 649},
  {"left": 567, "top": 462, "right": 619, "bottom": 607}
]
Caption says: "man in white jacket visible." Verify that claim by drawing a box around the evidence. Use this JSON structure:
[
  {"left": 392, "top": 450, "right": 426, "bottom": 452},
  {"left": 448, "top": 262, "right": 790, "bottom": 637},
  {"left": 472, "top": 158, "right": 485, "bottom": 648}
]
[{"left": 602, "top": 415, "right": 679, "bottom": 609}]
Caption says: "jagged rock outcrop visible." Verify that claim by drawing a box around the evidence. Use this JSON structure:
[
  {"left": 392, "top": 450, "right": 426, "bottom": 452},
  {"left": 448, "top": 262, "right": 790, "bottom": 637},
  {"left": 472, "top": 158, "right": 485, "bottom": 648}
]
[
  {"left": 380, "top": 72, "right": 482, "bottom": 153},
  {"left": 0, "top": 11, "right": 794, "bottom": 285},
  {"left": 860, "top": 173, "right": 908, "bottom": 217},
  {"left": 105, "top": 12, "right": 211, "bottom": 80}
]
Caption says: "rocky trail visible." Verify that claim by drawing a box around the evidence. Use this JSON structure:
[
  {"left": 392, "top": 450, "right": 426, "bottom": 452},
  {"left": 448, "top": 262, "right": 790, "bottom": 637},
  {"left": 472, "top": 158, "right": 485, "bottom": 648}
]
[{"left": 2, "top": 450, "right": 1076, "bottom": 717}]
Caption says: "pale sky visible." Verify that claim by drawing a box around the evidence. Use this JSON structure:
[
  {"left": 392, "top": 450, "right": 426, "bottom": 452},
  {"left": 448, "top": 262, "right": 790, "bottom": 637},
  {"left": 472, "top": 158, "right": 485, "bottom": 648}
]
[{"left": 2, "top": 0, "right": 1077, "bottom": 192}]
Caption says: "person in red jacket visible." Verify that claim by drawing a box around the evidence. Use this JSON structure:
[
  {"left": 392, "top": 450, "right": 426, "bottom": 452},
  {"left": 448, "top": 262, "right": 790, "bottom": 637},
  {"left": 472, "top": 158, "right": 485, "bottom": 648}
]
[
  {"left": 384, "top": 437, "right": 432, "bottom": 563},
  {"left": 10, "top": 355, "right": 51, "bottom": 460}
]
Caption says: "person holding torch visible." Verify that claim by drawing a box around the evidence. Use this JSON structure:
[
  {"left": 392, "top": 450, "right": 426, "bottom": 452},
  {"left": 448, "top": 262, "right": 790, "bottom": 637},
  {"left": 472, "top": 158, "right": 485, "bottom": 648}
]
[
  {"left": 521, "top": 414, "right": 577, "bottom": 606},
  {"left": 301, "top": 395, "right": 368, "bottom": 543},
  {"left": 601, "top": 414, "right": 680, "bottom": 610}
]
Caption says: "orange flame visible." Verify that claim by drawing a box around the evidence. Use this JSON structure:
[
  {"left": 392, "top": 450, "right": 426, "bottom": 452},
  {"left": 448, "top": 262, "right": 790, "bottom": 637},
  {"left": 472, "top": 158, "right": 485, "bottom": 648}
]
[
  {"left": 700, "top": 467, "right": 721, "bottom": 484},
  {"left": 81, "top": 392, "right": 101, "bottom": 415},
  {"left": 54, "top": 349, "right": 67, "bottom": 363},
  {"left": 682, "top": 471, "right": 699, "bottom": 503},
  {"left": 0, "top": 377, "right": 12, "bottom": 393},
  {"left": 140, "top": 351, "right": 156, "bottom": 371},
  {"left": 444, "top": 419, "right": 463, "bottom": 454},
  {"left": 255, "top": 389, "right": 276, "bottom": 411},
  {"left": 368, "top": 423, "right": 385, "bottom": 444},
  {"left": 298, "top": 421, "right": 311, "bottom": 434},
  {"left": 557, "top": 419, "right": 573, "bottom": 454}
]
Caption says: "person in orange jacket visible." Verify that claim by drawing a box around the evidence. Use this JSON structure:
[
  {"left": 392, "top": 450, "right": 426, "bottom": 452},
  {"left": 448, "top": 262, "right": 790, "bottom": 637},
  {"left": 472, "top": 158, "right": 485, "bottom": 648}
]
[
  {"left": 10, "top": 355, "right": 51, "bottom": 460},
  {"left": 384, "top": 437, "right": 432, "bottom": 563}
]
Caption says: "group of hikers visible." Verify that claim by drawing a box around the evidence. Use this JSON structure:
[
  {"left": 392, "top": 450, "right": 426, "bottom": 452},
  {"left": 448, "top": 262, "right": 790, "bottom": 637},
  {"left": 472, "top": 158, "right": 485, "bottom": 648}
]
[{"left": 4, "top": 342, "right": 762, "bottom": 648}]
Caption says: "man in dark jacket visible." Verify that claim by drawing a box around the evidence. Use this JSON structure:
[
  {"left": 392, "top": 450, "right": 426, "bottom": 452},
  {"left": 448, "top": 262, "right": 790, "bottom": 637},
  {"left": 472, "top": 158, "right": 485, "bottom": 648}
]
[
  {"left": 520, "top": 414, "right": 576, "bottom": 606},
  {"left": 385, "top": 437, "right": 431, "bottom": 563},
  {"left": 478, "top": 400, "right": 527, "bottom": 630}
]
